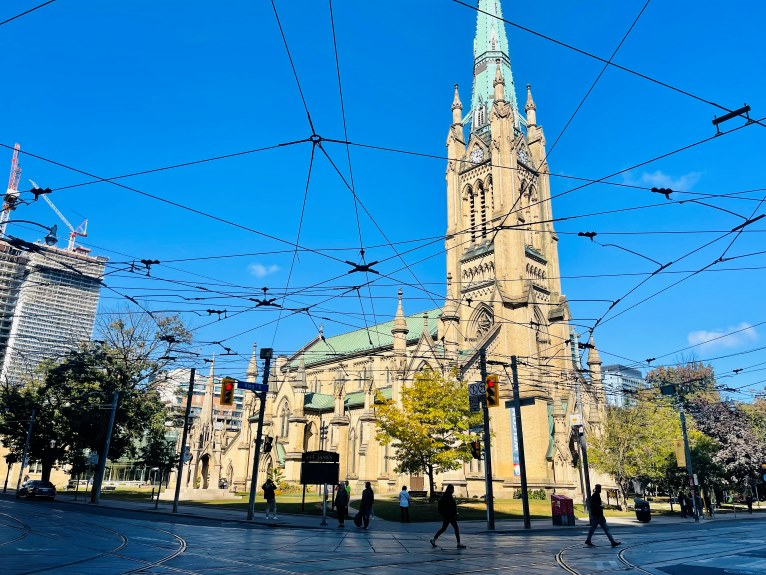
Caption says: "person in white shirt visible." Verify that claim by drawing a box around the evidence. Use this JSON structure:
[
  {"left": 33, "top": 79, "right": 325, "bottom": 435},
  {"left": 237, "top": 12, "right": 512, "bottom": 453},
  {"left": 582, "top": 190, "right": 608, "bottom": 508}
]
[{"left": 399, "top": 485, "right": 411, "bottom": 523}]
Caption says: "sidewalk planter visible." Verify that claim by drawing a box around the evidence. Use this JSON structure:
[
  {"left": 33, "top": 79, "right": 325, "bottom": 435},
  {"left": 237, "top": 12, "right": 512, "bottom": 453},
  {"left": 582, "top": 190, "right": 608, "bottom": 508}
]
[
  {"left": 551, "top": 495, "right": 575, "bottom": 526},
  {"left": 634, "top": 499, "right": 651, "bottom": 523}
]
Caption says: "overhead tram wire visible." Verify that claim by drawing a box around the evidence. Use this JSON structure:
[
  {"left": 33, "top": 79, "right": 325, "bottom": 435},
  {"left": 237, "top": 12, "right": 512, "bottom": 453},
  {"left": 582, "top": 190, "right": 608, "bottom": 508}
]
[
  {"left": 0, "top": 142, "right": 349, "bottom": 266},
  {"left": 327, "top": 0, "right": 382, "bottom": 344},
  {"left": 451, "top": 0, "right": 765, "bottom": 129},
  {"left": 0, "top": 0, "right": 56, "bottom": 28},
  {"left": 533, "top": 0, "right": 653, "bottom": 168}
]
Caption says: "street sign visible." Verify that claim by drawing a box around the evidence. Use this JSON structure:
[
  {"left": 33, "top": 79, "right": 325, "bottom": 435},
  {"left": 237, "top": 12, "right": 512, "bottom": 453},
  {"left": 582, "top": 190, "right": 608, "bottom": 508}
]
[
  {"left": 235, "top": 379, "right": 269, "bottom": 393},
  {"left": 469, "top": 395, "right": 481, "bottom": 413},
  {"left": 88, "top": 452, "right": 99, "bottom": 465},
  {"left": 182, "top": 446, "right": 192, "bottom": 463},
  {"left": 469, "top": 425, "right": 483, "bottom": 434},
  {"left": 468, "top": 382, "right": 486, "bottom": 397}
]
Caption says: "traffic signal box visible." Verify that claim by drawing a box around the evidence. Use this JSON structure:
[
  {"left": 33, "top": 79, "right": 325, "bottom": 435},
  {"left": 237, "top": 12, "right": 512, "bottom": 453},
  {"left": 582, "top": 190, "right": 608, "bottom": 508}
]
[
  {"left": 220, "top": 377, "right": 235, "bottom": 406},
  {"left": 470, "top": 440, "right": 482, "bottom": 460},
  {"left": 485, "top": 374, "right": 499, "bottom": 407}
]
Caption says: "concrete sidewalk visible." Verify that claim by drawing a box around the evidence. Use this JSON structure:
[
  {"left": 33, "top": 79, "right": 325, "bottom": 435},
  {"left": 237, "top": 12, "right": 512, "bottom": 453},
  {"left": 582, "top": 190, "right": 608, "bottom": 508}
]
[{"left": 55, "top": 492, "right": 766, "bottom": 534}]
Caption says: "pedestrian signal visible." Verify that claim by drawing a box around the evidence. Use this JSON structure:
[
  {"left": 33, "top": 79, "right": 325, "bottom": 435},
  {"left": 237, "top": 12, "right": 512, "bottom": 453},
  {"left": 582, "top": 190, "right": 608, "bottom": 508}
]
[
  {"left": 263, "top": 436, "right": 273, "bottom": 453},
  {"left": 220, "top": 377, "right": 235, "bottom": 405},
  {"left": 485, "top": 374, "right": 499, "bottom": 407},
  {"left": 470, "top": 440, "right": 482, "bottom": 460}
]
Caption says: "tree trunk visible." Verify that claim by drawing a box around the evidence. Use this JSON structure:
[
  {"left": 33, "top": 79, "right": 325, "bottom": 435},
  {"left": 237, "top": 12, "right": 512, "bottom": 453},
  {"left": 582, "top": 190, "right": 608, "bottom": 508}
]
[{"left": 427, "top": 465, "right": 436, "bottom": 501}]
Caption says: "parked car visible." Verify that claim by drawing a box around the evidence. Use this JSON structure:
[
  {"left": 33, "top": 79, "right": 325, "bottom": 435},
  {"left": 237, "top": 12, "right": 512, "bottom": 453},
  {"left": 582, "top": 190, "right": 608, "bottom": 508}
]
[{"left": 16, "top": 480, "right": 56, "bottom": 500}]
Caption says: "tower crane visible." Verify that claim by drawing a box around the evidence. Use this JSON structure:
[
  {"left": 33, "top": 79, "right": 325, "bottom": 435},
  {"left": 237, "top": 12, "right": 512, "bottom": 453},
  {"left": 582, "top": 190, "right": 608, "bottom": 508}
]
[
  {"left": 29, "top": 179, "right": 89, "bottom": 252},
  {"left": 0, "top": 143, "right": 22, "bottom": 236}
]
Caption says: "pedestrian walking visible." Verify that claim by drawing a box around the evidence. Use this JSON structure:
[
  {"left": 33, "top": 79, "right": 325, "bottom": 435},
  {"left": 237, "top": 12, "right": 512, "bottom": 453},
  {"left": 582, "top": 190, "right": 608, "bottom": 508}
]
[
  {"left": 262, "top": 478, "right": 277, "bottom": 520},
  {"left": 430, "top": 484, "right": 466, "bottom": 549},
  {"left": 685, "top": 494, "right": 694, "bottom": 519},
  {"left": 399, "top": 485, "right": 411, "bottom": 523},
  {"left": 585, "top": 484, "right": 620, "bottom": 548},
  {"left": 358, "top": 481, "right": 374, "bottom": 529},
  {"left": 678, "top": 492, "right": 687, "bottom": 518},
  {"left": 334, "top": 481, "right": 349, "bottom": 528},
  {"left": 695, "top": 494, "right": 704, "bottom": 519},
  {"left": 746, "top": 494, "right": 754, "bottom": 514}
]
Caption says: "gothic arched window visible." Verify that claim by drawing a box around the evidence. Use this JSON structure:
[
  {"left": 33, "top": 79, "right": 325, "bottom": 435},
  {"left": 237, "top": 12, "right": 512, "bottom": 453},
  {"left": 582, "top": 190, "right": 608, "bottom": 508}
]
[
  {"left": 479, "top": 181, "right": 487, "bottom": 239},
  {"left": 279, "top": 402, "right": 290, "bottom": 438}
]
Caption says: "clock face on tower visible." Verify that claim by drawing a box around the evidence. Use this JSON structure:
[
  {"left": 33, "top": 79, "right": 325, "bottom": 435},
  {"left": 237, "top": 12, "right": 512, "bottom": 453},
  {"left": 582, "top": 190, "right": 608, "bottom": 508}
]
[{"left": 469, "top": 148, "right": 484, "bottom": 164}]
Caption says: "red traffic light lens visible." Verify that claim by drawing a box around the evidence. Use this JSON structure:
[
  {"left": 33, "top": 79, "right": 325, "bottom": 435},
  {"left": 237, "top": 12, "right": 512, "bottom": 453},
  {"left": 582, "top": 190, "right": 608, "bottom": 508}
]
[
  {"left": 225, "top": 383, "right": 233, "bottom": 390},
  {"left": 487, "top": 381, "right": 495, "bottom": 388}
]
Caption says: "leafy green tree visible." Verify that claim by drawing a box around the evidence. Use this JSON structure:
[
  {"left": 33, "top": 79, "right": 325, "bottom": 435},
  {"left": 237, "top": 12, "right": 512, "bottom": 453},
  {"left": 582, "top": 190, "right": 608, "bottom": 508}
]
[
  {"left": 589, "top": 389, "right": 681, "bottom": 507},
  {"left": 0, "top": 311, "right": 191, "bottom": 482},
  {"left": 139, "top": 429, "right": 179, "bottom": 487},
  {"left": 375, "top": 369, "right": 481, "bottom": 499}
]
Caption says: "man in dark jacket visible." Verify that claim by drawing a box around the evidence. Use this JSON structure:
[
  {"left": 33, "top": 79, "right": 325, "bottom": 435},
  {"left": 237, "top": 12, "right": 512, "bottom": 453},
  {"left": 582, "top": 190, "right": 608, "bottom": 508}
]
[
  {"left": 262, "top": 479, "right": 277, "bottom": 520},
  {"left": 585, "top": 485, "right": 620, "bottom": 547},
  {"left": 359, "top": 481, "right": 375, "bottom": 529},
  {"left": 430, "top": 484, "right": 466, "bottom": 549},
  {"left": 334, "top": 481, "right": 349, "bottom": 528}
]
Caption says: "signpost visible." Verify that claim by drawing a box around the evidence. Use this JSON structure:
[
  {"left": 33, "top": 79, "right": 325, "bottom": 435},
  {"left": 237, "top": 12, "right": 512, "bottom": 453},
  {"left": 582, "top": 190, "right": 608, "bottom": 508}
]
[
  {"left": 468, "top": 382, "right": 484, "bottom": 413},
  {"left": 236, "top": 380, "right": 269, "bottom": 393}
]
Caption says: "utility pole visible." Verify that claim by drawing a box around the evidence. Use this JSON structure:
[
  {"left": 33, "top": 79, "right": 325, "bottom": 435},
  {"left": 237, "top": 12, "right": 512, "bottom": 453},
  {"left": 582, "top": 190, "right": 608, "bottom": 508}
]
[
  {"left": 479, "top": 348, "right": 495, "bottom": 530},
  {"left": 91, "top": 390, "right": 119, "bottom": 504},
  {"left": 510, "top": 357, "right": 531, "bottom": 529},
  {"left": 173, "top": 368, "right": 196, "bottom": 513},
  {"left": 579, "top": 424, "right": 593, "bottom": 513},
  {"left": 247, "top": 348, "right": 273, "bottom": 521},
  {"left": 15, "top": 409, "right": 35, "bottom": 492},
  {"left": 679, "top": 407, "right": 700, "bottom": 522}
]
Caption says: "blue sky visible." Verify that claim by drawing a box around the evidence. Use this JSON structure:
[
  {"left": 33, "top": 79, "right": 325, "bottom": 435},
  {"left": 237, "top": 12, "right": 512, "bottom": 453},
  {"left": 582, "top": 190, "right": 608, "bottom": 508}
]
[{"left": 2, "top": 0, "right": 765, "bottom": 398}]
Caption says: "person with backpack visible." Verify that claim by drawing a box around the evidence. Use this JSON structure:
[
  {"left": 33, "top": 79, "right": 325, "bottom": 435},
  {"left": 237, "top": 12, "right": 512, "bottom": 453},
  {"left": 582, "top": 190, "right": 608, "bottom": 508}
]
[
  {"left": 334, "top": 481, "right": 349, "bottom": 528},
  {"left": 430, "top": 484, "right": 465, "bottom": 549},
  {"left": 399, "top": 485, "right": 411, "bottom": 523},
  {"left": 262, "top": 478, "right": 277, "bottom": 520}
]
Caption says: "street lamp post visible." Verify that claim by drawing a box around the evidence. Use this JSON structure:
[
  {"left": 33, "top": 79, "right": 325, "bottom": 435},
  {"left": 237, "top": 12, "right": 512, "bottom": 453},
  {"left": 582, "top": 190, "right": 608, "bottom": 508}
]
[
  {"left": 1, "top": 220, "right": 58, "bottom": 246},
  {"left": 91, "top": 390, "right": 119, "bottom": 504},
  {"left": 15, "top": 410, "right": 35, "bottom": 492}
]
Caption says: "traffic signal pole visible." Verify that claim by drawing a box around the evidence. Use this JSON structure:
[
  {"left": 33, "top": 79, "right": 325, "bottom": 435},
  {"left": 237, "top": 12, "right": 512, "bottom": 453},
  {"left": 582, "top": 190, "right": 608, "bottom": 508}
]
[
  {"left": 510, "top": 356, "right": 531, "bottom": 529},
  {"left": 173, "top": 368, "right": 196, "bottom": 513},
  {"left": 479, "top": 349, "right": 495, "bottom": 530},
  {"left": 679, "top": 407, "right": 700, "bottom": 522},
  {"left": 91, "top": 390, "right": 119, "bottom": 504},
  {"left": 247, "top": 348, "right": 273, "bottom": 521},
  {"left": 15, "top": 409, "right": 35, "bottom": 492}
]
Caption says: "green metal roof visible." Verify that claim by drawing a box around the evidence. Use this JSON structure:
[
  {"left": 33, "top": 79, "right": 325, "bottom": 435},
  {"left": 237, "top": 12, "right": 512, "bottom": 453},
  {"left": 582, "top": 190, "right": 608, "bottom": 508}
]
[
  {"left": 295, "top": 308, "right": 442, "bottom": 368},
  {"left": 304, "top": 387, "right": 394, "bottom": 412},
  {"left": 304, "top": 392, "right": 334, "bottom": 410}
]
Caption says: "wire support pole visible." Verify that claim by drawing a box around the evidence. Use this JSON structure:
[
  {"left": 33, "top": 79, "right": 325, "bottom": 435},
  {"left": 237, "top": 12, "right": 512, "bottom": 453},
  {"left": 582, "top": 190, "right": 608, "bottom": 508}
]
[
  {"left": 91, "top": 390, "right": 119, "bottom": 504},
  {"left": 510, "top": 356, "right": 531, "bottom": 529},
  {"left": 479, "top": 348, "right": 495, "bottom": 530},
  {"left": 247, "top": 349, "right": 273, "bottom": 521},
  {"left": 15, "top": 409, "right": 35, "bottom": 492},
  {"left": 679, "top": 407, "right": 700, "bottom": 522},
  {"left": 173, "top": 368, "right": 196, "bottom": 513}
]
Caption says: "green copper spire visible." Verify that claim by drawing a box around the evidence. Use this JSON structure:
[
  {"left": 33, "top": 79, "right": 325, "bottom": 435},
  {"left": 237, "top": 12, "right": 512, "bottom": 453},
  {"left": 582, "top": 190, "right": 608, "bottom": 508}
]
[{"left": 470, "top": 0, "right": 519, "bottom": 132}]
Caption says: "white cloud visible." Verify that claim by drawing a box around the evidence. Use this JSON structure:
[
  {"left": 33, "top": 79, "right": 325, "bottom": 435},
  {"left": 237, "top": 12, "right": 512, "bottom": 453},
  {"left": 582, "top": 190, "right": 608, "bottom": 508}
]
[
  {"left": 248, "top": 263, "right": 280, "bottom": 278},
  {"left": 687, "top": 322, "right": 758, "bottom": 352},
  {"left": 622, "top": 170, "right": 702, "bottom": 192}
]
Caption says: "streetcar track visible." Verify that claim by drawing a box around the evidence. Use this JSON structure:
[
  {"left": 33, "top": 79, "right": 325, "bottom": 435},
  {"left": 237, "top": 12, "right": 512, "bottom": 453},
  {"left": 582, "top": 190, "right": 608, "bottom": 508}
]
[{"left": 0, "top": 512, "right": 32, "bottom": 548}]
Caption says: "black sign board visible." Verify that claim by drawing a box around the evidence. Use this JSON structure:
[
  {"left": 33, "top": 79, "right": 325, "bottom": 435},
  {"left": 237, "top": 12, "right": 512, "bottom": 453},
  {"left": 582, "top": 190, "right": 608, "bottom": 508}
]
[
  {"left": 301, "top": 450, "right": 340, "bottom": 463},
  {"left": 300, "top": 462, "right": 339, "bottom": 485}
]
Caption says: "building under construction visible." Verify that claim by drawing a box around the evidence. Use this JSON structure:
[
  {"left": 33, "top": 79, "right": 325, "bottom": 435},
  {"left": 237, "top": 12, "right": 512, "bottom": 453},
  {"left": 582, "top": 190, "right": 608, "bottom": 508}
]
[{"left": 0, "top": 144, "right": 107, "bottom": 387}]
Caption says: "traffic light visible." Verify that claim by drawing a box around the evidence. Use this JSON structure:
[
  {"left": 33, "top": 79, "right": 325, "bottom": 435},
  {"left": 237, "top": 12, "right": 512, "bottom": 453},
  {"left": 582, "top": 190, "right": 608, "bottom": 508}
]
[
  {"left": 470, "top": 440, "right": 482, "bottom": 460},
  {"left": 485, "top": 374, "right": 499, "bottom": 407},
  {"left": 263, "top": 436, "right": 273, "bottom": 453},
  {"left": 220, "top": 377, "right": 235, "bottom": 406}
]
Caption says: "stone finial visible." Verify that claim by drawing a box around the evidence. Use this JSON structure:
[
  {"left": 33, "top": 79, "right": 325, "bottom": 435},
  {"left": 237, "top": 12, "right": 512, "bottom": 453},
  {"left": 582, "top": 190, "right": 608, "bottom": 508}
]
[
  {"left": 525, "top": 84, "right": 537, "bottom": 126},
  {"left": 443, "top": 273, "right": 458, "bottom": 317},
  {"left": 587, "top": 336, "right": 602, "bottom": 365},
  {"left": 392, "top": 289, "right": 409, "bottom": 335},
  {"left": 493, "top": 59, "right": 505, "bottom": 102},
  {"left": 452, "top": 84, "right": 463, "bottom": 125},
  {"left": 246, "top": 343, "right": 258, "bottom": 382}
]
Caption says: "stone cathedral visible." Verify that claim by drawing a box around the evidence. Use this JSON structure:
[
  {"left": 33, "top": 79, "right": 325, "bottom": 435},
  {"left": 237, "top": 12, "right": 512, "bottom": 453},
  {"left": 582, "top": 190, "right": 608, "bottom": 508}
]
[{"left": 182, "top": 0, "right": 606, "bottom": 500}]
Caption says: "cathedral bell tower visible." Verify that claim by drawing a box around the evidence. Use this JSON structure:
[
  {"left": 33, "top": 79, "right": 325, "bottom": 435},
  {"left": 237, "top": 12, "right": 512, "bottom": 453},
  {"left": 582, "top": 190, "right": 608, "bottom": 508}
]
[{"left": 446, "top": 0, "right": 566, "bottom": 357}]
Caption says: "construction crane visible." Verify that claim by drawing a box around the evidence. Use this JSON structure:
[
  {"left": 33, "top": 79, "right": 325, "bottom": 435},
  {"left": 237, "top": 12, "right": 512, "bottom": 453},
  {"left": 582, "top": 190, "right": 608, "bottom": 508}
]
[
  {"left": 0, "top": 143, "right": 22, "bottom": 236},
  {"left": 29, "top": 179, "right": 89, "bottom": 252}
]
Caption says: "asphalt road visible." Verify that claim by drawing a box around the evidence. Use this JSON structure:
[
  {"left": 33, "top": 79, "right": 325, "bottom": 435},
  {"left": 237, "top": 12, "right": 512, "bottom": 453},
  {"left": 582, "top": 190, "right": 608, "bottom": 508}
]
[{"left": 1, "top": 496, "right": 765, "bottom": 574}]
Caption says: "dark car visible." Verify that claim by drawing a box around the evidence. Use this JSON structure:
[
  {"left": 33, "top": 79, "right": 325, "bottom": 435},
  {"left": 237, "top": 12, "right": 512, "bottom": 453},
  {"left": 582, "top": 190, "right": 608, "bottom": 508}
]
[{"left": 16, "top": 480, "right": 56, "bottom": 500}]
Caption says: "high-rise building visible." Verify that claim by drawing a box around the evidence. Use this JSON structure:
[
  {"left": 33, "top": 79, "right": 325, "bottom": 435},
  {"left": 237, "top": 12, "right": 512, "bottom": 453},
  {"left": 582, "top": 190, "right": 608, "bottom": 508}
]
[
  {"left": 0, "top": 240, "right": 107, "bottom": 386},
  {"left": 602, "top": 365, "right": 646, "bottom": 407}
]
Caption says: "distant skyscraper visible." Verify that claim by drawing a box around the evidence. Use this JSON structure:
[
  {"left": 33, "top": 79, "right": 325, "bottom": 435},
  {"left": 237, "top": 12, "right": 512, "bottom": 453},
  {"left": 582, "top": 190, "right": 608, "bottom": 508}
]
[
  {"left": 602, "top": 364, "right": 646, "bottom": 406},
  {"left": 0, "top": 241, "right": 107, "bottom": 386}
]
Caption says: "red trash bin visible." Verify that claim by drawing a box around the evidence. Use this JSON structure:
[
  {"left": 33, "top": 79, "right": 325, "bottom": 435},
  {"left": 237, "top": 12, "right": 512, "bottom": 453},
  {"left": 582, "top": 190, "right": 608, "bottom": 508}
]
[{"left": 551, "top": 495, "right": 575, "bottom": 526}]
